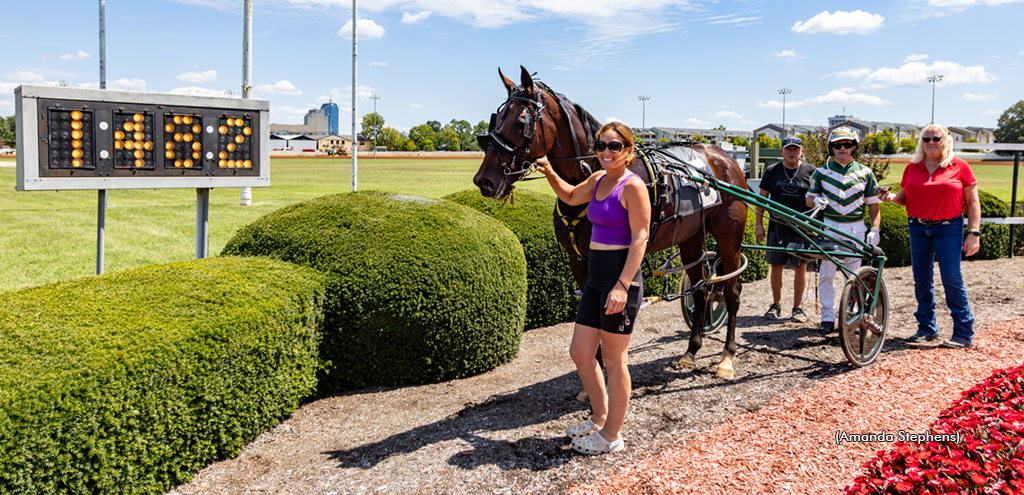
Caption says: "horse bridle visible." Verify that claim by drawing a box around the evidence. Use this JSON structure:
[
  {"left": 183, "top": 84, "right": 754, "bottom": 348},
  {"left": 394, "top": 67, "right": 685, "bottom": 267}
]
[{"left": 477, "top": 83, "right": 595, "bottom": 186}]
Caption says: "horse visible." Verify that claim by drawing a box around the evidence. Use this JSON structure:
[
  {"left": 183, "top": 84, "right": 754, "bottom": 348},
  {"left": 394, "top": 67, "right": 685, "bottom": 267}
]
[{"left": 472, "top": 66, "right": 749, "bottom": 380}]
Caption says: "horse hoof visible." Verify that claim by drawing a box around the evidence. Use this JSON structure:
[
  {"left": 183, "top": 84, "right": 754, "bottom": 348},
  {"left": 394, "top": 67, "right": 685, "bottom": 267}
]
[
  {"left": 675, "top": 355, "right": 696, "bottom": 369},
  {"left": 716, "top": 366, "right": 735, "bottom": 380}
]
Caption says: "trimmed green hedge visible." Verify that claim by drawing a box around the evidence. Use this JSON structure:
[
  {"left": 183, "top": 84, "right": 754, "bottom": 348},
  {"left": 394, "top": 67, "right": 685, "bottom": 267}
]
[
  {"left": 445, "top": 189, "right": 577, "bottom": 329},
  {"left": 878, "top": 202, "right": 911, "bottom": 267},
  {"left": 976, "top": 190, "right": 1011, "bottom": 260},
  {"left": 222, "top": 191, "right": 527, "bottom": 391},
  {"left": 0, "top": 257, "right": 326, "bottom": 495},
  {"left": 740, "top": 212, "right": 769, "bottom": 283}
]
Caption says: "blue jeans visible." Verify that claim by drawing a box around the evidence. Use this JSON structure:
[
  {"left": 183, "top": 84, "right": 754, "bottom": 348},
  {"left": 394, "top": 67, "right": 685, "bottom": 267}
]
[{"left": 908, "top": 219, "right": 974, "bottom": 342}]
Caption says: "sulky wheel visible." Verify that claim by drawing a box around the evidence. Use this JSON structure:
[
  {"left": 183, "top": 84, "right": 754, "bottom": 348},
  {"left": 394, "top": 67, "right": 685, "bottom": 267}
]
[
  {"left": 838, "top": 266, "right": 888, "bottom": 367},
  {"left": 679, "top": 272, "right": 727, "bottom": 335}
]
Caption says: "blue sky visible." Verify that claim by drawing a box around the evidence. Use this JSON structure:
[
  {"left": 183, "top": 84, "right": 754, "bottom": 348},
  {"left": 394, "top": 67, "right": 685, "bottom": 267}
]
[{"left": 2, "top": 0, "right": 1022, "bottom": 135}]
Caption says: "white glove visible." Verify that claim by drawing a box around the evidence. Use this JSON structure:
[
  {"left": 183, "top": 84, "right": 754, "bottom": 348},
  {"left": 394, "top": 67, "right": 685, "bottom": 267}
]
[
  {"left": 813, "top": 196, "right": 829, "bottom": 208},
  {"left": 866, "top": 228, "right": 880, "bottom": 246}
]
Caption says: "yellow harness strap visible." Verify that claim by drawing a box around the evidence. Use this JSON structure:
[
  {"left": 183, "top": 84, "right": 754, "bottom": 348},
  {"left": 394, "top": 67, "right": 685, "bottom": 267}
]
[{"left": 555, "top": 202, "right": 589, "bottom": 259}]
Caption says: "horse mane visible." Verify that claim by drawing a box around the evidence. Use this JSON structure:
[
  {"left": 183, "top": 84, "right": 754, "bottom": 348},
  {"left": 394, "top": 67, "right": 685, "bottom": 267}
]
[{"left": 535, "top": 81, "right": 600, "bottom": 151}]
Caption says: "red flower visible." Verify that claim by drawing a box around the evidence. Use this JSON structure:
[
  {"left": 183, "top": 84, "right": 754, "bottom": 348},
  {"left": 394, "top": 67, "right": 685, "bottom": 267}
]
[{"left": 970, "top": 472, "right": 987, "bottom": 484}]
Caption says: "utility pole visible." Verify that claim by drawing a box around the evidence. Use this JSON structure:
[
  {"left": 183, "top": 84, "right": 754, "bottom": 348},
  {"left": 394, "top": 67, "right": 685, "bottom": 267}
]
[{"left": 239, "top": 0, "right": 253, "bottom": 207}]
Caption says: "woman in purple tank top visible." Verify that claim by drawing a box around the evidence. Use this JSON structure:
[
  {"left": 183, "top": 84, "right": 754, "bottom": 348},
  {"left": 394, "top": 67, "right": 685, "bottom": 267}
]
[{"left": 535, "top": 122, "right": 651, "bottom": 455}]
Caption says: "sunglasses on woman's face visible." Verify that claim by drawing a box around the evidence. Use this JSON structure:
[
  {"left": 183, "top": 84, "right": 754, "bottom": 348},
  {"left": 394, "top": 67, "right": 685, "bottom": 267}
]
[
  {"left": 833, "top": 142, "right": 856, "bottom": 149},
  {"left": 922, "top": 137, "right": 942, "bottom": 143},
  {"left": 594, "top": 140, "right": 625, "bottom": 153}
]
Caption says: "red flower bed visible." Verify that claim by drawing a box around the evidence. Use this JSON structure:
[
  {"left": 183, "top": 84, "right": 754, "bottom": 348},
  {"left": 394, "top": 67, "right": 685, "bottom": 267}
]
[{"left": 846, "top": 364, "right": 1024, "bottom": 494}]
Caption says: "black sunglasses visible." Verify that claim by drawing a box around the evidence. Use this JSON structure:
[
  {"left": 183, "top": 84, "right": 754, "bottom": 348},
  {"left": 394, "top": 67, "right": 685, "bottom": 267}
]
[
  {"left": 922, "top": 137, "right": 942, "bottom": 143},
  {"left": 832, "top": 142, "right": 856, "bottom": 150},
  {"left": 594, "top": 140, "right": 625, "bottom": 153}
]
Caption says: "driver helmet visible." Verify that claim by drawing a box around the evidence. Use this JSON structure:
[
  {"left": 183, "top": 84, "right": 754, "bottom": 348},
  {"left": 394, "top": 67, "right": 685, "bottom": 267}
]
[{"left": 828, "top": 126, "right": 860, "bottom": 144}]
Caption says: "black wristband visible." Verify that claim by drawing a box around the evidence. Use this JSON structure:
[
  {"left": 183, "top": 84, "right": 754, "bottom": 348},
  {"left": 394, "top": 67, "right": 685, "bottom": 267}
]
[
  {"left": 617, "top": 279, "right": 629, "bottom": 291},
  {"left": 967, "top": 229, "right": 981, "bottom": 237}
]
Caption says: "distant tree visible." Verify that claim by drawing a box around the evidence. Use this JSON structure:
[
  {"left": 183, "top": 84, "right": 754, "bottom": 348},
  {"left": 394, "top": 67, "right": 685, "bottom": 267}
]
[
  {"left": 473, "top": 119, "right": 489, "bottom": 136},
  {"left": 449, "top": 119, "right": 474, "bottom": 151},
  {"left": 396, "top": 136, "right": 418, "bottom": 152},
  {"left": 712, "top": 125, "right": 727, "bottom": 130},
  {"left": 732, "top": 136, "right": 749, "bottom": 148},
  {"left": 755, "top": 132, "right": 781, "bottom": 149},
  {"left": 0, "top": 115, "right": 14, "bottom": 148},
  {"left": 799, "top": 127, "right": 830, "bottom": 167},
  {"left": 376, "top": 126, "right": 402, "bottom": 151},
  {"left": 426, "top": 120, "right": 441, "bottom": 133},
  {"left": 360, "top": 113, "right": 385, "bottom": 144},
  {"left": 657, "top": 137, "right": 670, "bottom": 143},
  {"left": 995, "top": 100, "right": 1024, "bottom": 155},
  {"left": 437, "top": 124, "right": 461, "bottom": 151},
  {"left": 862, "top": 130, "right": 897, "bottom": 155},
  {"left": 899, "top": 138, "right": 917, "bottom": 154},
  {"left": 691, "top": 134, "right": 709, "bottom": 143},
  {"left": 408, "top": 124, "right": 437, "bottom": 151}
]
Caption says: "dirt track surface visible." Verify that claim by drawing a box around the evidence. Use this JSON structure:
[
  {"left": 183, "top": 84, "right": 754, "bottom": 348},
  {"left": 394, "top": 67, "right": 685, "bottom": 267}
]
[{"left": 168, "top": 257, "right": 1024, "bottom": 495}]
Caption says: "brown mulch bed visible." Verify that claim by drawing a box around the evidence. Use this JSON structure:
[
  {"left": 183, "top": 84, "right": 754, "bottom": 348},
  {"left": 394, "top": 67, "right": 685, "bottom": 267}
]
[{"left": 168, "top": 257, "right": 1024, "bottom": 495}]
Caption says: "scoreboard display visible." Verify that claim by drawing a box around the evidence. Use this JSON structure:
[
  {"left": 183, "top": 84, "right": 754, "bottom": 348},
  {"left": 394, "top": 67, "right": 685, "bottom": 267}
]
[{"left": 15, "top": 85, "right": 270, "bottom": 191}]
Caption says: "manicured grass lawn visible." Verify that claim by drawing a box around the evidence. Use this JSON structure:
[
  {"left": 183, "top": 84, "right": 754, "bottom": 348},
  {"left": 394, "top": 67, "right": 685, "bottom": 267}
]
[
  {"left": 878, "top": 161, "right": 1024, "bottom": 201},
  {"left": 1, "top": 155, "right": 1020, "bottom": 294}
]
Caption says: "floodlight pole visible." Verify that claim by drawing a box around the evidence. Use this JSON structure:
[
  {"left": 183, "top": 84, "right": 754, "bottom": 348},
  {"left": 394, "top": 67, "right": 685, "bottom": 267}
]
[
  {"left": 927, "top": 75, "right": 943, "bottom": 124},
  {"left": 97, "top": 0, "right": 107, "bottom": 275},
  {"left": 638, "top": 95, "right": 650, "bottom": 134},
  {"left": 370, "top": 94, "right": 380, "bottom": 158},
  {"left": 351, "top": 0, "right": 358, "bottom": 191},
  {"left": 238, "top": 0, "right": 253, "bottom": 209},
  {"left": 778, "top": 88, "right": 791, "bottom": 139}
]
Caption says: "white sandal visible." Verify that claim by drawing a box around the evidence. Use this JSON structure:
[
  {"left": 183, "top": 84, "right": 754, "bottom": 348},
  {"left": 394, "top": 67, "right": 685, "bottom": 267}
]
[
  {"left": 572, "top": 431, "right": 624, "bottom": 455},
  {"left": 566, "top": 418, "right": 601, "bottom": 439}
]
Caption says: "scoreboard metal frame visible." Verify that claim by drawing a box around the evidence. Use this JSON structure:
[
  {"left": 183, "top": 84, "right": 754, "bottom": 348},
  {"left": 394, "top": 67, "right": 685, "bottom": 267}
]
[{"left": 15, "top": 85, "right": 270, "bottom": 191}]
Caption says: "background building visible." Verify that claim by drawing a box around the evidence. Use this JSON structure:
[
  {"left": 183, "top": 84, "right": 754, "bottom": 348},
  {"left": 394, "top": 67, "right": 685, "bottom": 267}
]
[{"left": 320, "top": 101, "right": 339, "bottom": 136}]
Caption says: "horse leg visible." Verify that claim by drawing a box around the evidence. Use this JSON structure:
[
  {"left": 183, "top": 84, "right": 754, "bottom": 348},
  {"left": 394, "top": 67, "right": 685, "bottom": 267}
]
[
  {"left": 675, "top": 237, "right": 708, "bottom": 369},
  {"left": 710, "top": 201, "right": 747, "bottom": 380}
]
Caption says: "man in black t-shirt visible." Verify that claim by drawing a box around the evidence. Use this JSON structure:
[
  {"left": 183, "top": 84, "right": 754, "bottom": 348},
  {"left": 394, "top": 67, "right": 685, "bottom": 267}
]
[{"left": 754, "top": 136, "right": 816, "bottom": 323}]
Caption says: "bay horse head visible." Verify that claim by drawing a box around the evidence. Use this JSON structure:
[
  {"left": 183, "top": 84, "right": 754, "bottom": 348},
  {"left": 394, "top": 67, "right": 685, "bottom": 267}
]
[{"left": 473, "top": 66, "right": 559, "bottom": 199}]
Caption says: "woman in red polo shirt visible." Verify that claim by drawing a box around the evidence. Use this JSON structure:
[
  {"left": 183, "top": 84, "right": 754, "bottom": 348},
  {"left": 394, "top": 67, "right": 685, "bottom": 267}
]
[{"left": 879, "top": 124, "right": 981, "bottom": 348}]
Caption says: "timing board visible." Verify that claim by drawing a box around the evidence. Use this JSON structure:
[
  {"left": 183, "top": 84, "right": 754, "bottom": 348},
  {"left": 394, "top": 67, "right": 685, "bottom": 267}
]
[{"left": 15, "top": 85, "right": 270, "bottom": 191}]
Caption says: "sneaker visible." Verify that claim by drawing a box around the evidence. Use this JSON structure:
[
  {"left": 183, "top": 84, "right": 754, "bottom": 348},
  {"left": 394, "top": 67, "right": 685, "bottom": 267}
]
[
  {"left": 906, "top": 331, "right": 941, "bottom": 343},
  {"left": 818, "top": 321, "right": 835, "bottom": 335},
  {"left": 764, "top": 303, "right": 782, "bottom": 320},
  {"left": 791, "top": 306, "right": 807, "bottom": 323},
  {"left": 940, "top": 338, "right": 973, "bottom": 349}
]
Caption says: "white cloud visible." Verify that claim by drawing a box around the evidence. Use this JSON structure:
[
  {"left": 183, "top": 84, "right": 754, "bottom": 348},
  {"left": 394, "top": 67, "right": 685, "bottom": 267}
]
[
  {"left": 7, "top": 71, "right": 45, "bottom": 82},
  {"left": 106, "top": 78, "right": 147, "bottom": 92},
  {"left": 792, "top": 10, "right": 884, "bottom": 35},
  {"left": 706, "top": 16, "right": 762, "bottom": 25},
  {"left": 401, "top": 11, "right": 432, "bottom": 23},
  {"left": 963, "top": 93, "right": 997, "bottom": 101},
  {"left": 685, "top": 118, "right": 710, "bottom": 127},
  {"left": 839, "top": 87, "right": 857, "bottom": 93},
  {"left": 0, "top": 82, "right": 20, "bottom": 97},
  {"left": 863, "top": 61, "right": 997, "bottom": 87},
  {"left": 810, "top": 89, "right": 893, "bottom": 106},
  {"left": 168, "top": 86, "right": 224, "bottom": 97},
  {"left": 59, "top": 50, "right": 91, "bottom": 60},
  {"left": 315, "top": 86, "right": 375, "bottom": 103},
  {"left": 776, "top": 50, "right": 796, "bottom": 57},
  {"left": 338, "top": 18, "right": 386, "bottom": 40},
  {"left": 827, "top": 68, "right": 873, "bottom": 78},
  {"left": 603, "top": 116, "right": 622, "bottom": 124},
  {"left": 256, "top": 80, "right": 302, "bottom": 96},
  {"left": 410, "top": 103, "right": 422, "bottom": 108},
  {"left": 757, "top": 100, "right": 806, "bottom": 109},
  {"left": 904, "top": 54, "right": 929, "bottom": 62},
  {"left": 369, "top": 62, "right": 388, "bottom": 67},
  {"left": 981, "top": 109, "right": 1002, "bottom": 115},
  {"left": 270, "top": 105, "right": 312, "bottom": 124},
  {"left": 712, "top": 110, "right": 744, "bottom": 120},
  {"left": 176, "top": 70, "right": 218, "bottom": 84}
]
